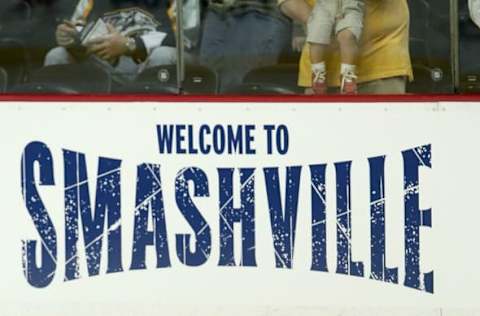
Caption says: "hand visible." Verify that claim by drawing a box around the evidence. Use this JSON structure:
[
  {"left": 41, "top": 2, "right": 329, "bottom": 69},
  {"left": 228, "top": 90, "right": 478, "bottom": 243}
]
[
  {"left": 55, "top": 20, "right": 79, "bottom": 47},
  {"left": 86, "top": 24, "right": 129, "bottom": 61},
  {"left": 292, "top": 36, "right": 306, "bottom": 52}
]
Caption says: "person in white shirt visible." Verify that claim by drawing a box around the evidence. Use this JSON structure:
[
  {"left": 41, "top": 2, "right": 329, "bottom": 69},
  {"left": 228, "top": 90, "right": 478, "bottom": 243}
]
[{"left": 470, "top": 0, "right": 480, "bottom": 28}]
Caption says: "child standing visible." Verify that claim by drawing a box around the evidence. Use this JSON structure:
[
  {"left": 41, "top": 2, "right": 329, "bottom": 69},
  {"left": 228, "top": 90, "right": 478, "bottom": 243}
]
[{"left": 307, "top": 0, "right": 364, "bottom": 94}]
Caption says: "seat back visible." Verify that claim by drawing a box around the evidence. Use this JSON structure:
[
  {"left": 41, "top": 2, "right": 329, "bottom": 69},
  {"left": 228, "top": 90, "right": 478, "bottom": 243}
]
[
  {"left": 183, "top": 64, "right": 217, "bottom": 94},
  {"left": 406, "top": 64, "right": 445, "bottom": 94},
  {"left": 136, "top": 64, "right": 218, "bottom": 94},
  {"left": 408, "top": 0, "right": 453, "bottom": 93},
  {"left": 10, "top": 83, "right": 79, "bottom": 94},
  {"left": 0, "top": 67, "right": 7, "bottom": 93},
  {"left": 224, "top": 83, "right": 299, "bottom": 95},
  {"left": 458, "top": 0, "right": 480, "bottom": 92},
  {"left": 0, "top": 1, "right": 32, "bottom": 26},
  {"left": 243, "top": 64, "right": 301, "bottom": 94},
  {"left": 0, "top": 38, "right": 29, "bottom": 88},
  {"left": 114, "top": 82, "right": 179, "bottom": 94},
  {"left": 27, "top": 63, "right": 112, "bottom": 93}
]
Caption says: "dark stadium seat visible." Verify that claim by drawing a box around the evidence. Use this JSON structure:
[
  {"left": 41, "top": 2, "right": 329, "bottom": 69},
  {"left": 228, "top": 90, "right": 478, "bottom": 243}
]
[
  {"left": 407, "top": 64, "right": 446, "bottom": 94},
  {"left": 407, "top": 0, "right": 453, "bottom": 93},
  {"left": 224, "top": 83, "right": 299, "bottom": 95},
  {"left": 243, "top": 64, "right": 302, "bottom": 94},
  {"left": 458, "top": 0, "right": 480, "bottom": 92},
  {"left": 0, "top": 0, "right": 79, "bottom": 74},
  {"left": 129, "top": 64, "right": 218, "bottom": 94},
  {"left": 0, "top": 1, "right": 32, "bottom": 25},
  {"left": 10, "top": 83, "right": 79, "bottom": 94},
  {"left": 0, "top": 67, "right": 7, "bottom": 93},
  {"left": 13, "top": 1, "right": 32, "bottom": 20},
  {"left": 114, "top": 82, "right": 179, "bottom": 94},
  {"left": 16, "top": 63, "right": 112, "bottom": 93},
  {"left": 0, "top": 38, "right": 30, "bottom": 88}
]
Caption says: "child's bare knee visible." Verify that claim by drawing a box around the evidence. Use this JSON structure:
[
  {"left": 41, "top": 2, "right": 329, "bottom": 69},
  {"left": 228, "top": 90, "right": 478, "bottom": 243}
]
[{"left": 337, "top": 29, "right": 357, "bottom": 44}]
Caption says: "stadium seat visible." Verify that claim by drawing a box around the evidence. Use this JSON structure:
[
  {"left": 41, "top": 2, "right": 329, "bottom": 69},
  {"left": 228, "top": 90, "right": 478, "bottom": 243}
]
[
  {"left": 224, "top": 83, "right": 299, "bottom": 95},
  {"left": 128, "top": 64, "right": 218, "bottom": 94},
  {"left": 0, "top": 1, "right": 32, "bottom": 26},
  {"left": 0, "top": 38, "right": 30, "bottom": 88},
  {"left": 243, "top": 64, "right": 302, "bottom": 94},
  {"left": 458, "top": 0, "right": 480, "bottom": 92},
  {"left": 10, "top": 83, "right": 79, "bottom": 94},
  {"left": 12, "top": 1, "right": 32, "bottom": 20},
  {"left": 0, "top": 67, "right": 7, "bottom": 93},
  {"left": 15, "top": 63, "right": 112, "bottom": 93},
  {"left": 407, "top": 64, "right": 446, "bottom": 94},
  {"left": 114, "top": 82, "right": 179, "bottom": 94},
  {"left": 407, "top": 0, "right": 453, "bottom": 93}
]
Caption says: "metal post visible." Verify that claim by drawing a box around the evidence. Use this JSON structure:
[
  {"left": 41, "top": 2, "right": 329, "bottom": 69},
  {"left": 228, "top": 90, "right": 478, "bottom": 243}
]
[
  {"left": 176, "top": 0, "right": 186, "bottom": 93},
  {"left": 450, "top": 0, "right": 459, "bottom": 91}
]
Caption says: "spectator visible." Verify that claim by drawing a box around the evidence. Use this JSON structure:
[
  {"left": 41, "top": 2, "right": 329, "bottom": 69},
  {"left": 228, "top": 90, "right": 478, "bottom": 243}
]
[
  {"left": 199, "top": 0, "right": 292, "bottom": 92},
  {"left": 280, "top": 0, "right": 413, "bottom": 94},
  {"left": 470, "top": 0, "right": 480, "bottom": 28},
  {"left": 44, "top": 0, "right": 177, "bottom": 82}
]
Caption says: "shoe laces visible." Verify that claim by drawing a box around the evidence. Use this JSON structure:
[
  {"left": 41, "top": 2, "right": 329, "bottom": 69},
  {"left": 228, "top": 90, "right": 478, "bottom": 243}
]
[
  {"left": 341, "top": 71, "right": 357, "bottom": 91},
  {"left": 313, "top": 70, "right": 327, "bottom": 83}
]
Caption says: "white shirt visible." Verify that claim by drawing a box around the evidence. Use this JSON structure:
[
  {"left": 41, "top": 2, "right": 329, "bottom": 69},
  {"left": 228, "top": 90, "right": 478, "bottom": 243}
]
[{"left": 469, "top": 0, "right": 480, "bottom": 28}]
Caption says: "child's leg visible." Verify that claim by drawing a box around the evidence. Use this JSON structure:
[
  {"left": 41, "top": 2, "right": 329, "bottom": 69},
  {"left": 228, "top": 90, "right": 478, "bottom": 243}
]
[
  {"left": 309, "top": 43, "right": 328, "bottom": 65},
  {"left": 336, "top": 0, "right": 364, "bottom": 93},
  {"left": 307, "top": 1, "right": 335, "bottom": 94},
  {"left": 308, "top": 43, "right": 329, "bottom": 94},
  {"left": 336, "top": 28, "right": 359, "bottom": 66},
  {"left": 337, "top": 29, "right": 358, "bottom": 94},
  {"left": 309, "top": 43, "right": 328, "bottom": 88},
  {"left": 336, "top": 28, "right": 361, "bottom": 93}
]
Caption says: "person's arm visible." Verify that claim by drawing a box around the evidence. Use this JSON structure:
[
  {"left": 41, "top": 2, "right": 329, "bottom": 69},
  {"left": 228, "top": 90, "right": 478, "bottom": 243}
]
[
  {"left": 291, "top": 21, "right": 306, "bottom": 52},
  {"left": 470, "top": 0, "right": 480, "bottom": 28},
  {"left": 86, "top": 24, "right": 131, "bottom": 61},
  {"left": 151, "top": 1, "right": 177, "bottom": 48},
  {"left": 280, "top": 0, "right": 310, "bottom": 52},
  {"left": 279, "top": 0, "right": 311, "bottom": 24},
  {"left": 89, "top": 33, "right": 154, "bottom": 63},
  {"left": 55, "top": 20, "right": 80, "bottom": 47},
  {"left": 129, "top": 4, "right": 176, "bottom": 61}
]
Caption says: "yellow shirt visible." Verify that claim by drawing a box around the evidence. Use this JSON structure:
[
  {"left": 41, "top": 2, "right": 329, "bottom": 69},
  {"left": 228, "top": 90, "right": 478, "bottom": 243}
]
[{"left": 299, "top": 0, "right": 413, "bottom": 87}]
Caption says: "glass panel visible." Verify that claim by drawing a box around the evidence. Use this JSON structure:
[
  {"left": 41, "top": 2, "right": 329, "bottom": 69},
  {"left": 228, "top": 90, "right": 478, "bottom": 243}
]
[
  {"left": 408, "top": 0, "right": 453, "bottom": 94},
  {"left": 177, "top": 0, "right": 454, "bottom": 95},
  {"left": 0, "top": 0, "right": 180, "bottom": 94},
  {"left": 458, "top": 0, "right": 480, "bottom": 93},
  {"left": 0, "top": 0, "right": 460, "bottom": 96},
  {"left": 192, "top": 0, "right": 296, "bottom": 95}
]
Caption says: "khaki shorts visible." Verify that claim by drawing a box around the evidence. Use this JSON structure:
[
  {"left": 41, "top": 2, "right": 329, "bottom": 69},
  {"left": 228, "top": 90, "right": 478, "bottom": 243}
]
[
  {"left": 358, "top": 76, "right": 407, "bottom": 94},
  {"left": 307, "top": 0, "right": 364, "bottom": 45}
]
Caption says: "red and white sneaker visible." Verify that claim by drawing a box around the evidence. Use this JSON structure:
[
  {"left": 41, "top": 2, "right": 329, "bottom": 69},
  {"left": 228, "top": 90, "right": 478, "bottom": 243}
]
[
  {"left": 311, "top": 70, "right": 327, "bottom": 95},
  {"left": 341, "top": 71, "right": 358, "bottom": 95}
]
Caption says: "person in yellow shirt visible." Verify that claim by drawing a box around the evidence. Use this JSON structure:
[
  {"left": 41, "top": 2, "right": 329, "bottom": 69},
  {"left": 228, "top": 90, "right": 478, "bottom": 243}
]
[{"left": 280, "top": 0, "right": 413, "bottom": 94}]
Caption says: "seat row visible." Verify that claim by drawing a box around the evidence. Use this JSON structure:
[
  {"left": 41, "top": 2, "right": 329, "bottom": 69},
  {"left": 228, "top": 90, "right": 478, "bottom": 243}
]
[
  {"left": 0, "top": 62, "right": 450, "bottom": 95},
  {"left": 0, "top": 62, "right": 304, "bottom": 95}
]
